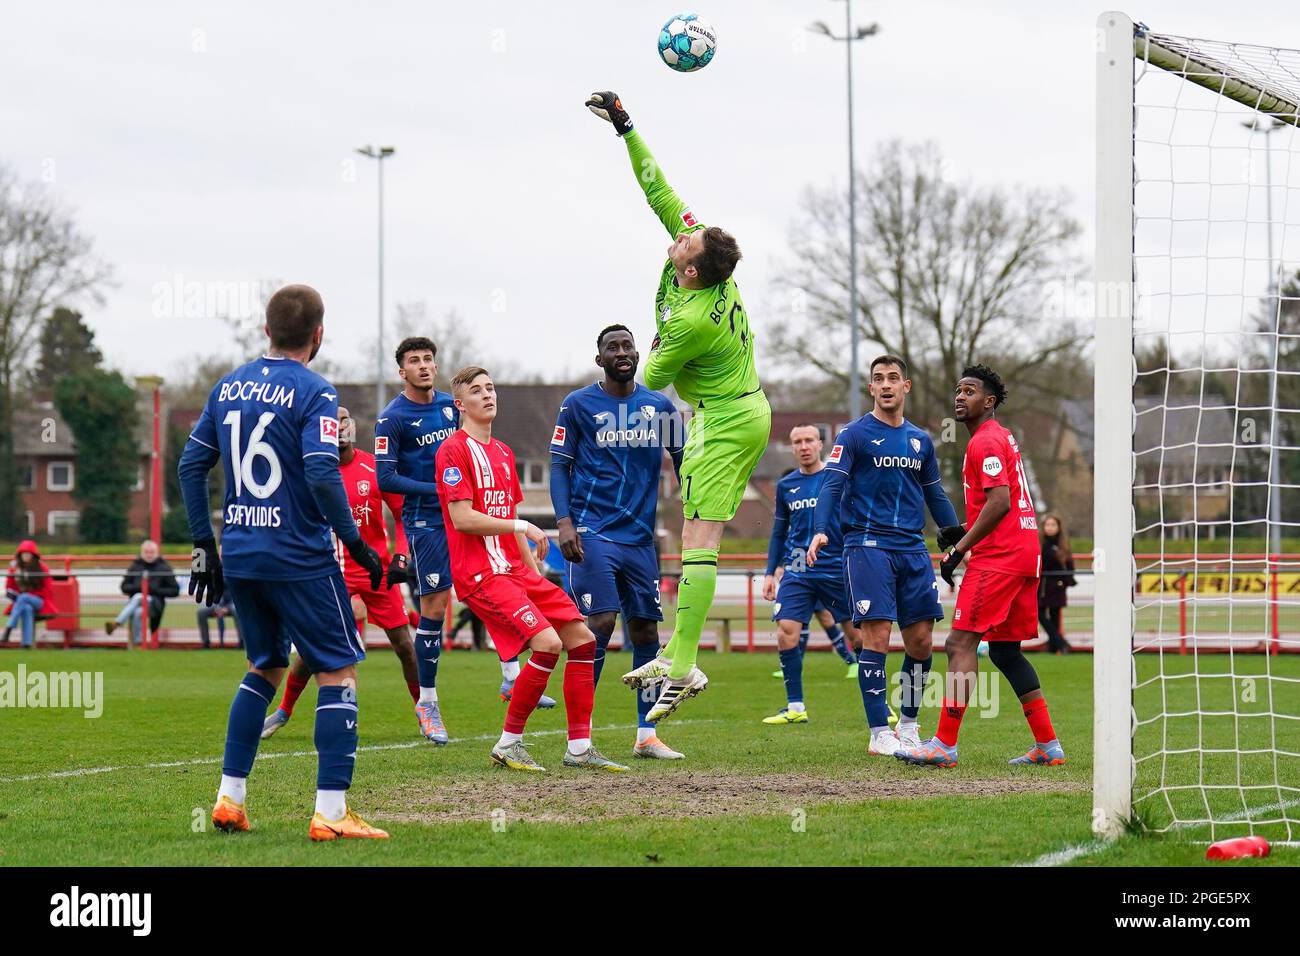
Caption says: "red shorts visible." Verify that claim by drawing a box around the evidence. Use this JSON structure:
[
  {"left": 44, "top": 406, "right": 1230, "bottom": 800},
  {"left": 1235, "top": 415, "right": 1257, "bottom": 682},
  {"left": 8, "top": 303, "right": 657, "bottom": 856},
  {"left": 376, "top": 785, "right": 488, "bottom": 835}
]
[
  {"left": 463, "top": 566, "right": 584, "bottom": 661},
  {"left": 952, "top": 568, "right": 1038, "bottom": 641},
  {"left": 344, "top": 576, "right": 410, "bottom": 632}
]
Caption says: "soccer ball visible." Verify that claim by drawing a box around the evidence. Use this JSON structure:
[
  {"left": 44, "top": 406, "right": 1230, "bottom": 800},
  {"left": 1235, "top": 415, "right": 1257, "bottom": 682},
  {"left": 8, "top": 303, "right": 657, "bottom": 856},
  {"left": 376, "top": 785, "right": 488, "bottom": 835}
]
[{"left": 658, "top": 14, "right": 716, "bottom": 72}]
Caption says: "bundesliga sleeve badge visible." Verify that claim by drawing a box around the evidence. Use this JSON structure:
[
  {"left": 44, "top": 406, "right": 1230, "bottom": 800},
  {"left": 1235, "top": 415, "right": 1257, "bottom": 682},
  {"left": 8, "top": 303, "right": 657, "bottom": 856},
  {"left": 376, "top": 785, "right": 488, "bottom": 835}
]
[
  {"left": 828, "top": 444, "right": 844, "bottom": 464},
  {"left": 375, "top": 436, "right": 389, "bottom": 455},
  {"left": 319, "top": 416, "right": 339, "bottom": 445},
  {"left": 551, "top": 425, "right": 566, "bottom": 446}
]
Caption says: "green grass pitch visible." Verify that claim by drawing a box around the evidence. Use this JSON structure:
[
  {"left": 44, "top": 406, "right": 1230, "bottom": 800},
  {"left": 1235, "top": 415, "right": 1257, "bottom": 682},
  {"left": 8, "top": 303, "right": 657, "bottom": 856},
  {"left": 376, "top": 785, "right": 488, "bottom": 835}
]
[{"left": 1, "top": 647, "right": 1295, "bottom": 867}]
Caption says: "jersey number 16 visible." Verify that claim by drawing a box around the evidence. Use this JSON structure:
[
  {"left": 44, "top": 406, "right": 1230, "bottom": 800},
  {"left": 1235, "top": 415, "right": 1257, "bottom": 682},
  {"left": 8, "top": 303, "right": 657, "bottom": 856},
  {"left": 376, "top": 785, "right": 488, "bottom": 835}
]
[{"left": 223, "top": 410, "right": 283, "bottom": 499}]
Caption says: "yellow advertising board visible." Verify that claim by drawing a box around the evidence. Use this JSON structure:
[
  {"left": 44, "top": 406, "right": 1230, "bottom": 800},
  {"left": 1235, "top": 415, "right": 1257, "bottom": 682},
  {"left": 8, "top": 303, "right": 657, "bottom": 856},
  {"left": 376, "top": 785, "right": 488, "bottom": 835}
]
[{"left": 1137, "top": 572, "right": 1300, "bottom": 595}]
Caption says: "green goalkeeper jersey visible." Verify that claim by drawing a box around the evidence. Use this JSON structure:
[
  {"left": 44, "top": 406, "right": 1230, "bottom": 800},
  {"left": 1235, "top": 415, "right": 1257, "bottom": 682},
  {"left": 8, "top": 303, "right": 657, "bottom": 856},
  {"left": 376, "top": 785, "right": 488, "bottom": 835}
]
[{"left": 624, "top": 130, "right": 761, "bottom": 410}]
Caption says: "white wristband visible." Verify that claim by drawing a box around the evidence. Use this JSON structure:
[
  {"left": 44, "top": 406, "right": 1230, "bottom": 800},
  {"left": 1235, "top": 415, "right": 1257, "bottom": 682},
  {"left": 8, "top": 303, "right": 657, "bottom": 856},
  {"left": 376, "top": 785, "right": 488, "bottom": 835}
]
[{"left": 514, "top": 519, "right": 528, "bottom": 533}]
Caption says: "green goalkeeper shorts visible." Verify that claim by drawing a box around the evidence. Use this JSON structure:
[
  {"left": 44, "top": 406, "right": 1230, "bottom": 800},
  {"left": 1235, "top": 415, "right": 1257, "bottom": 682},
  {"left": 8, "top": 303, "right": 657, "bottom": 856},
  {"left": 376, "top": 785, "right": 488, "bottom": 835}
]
[{"left": 679, "top": 390, "right": 771, "bottom": 522}]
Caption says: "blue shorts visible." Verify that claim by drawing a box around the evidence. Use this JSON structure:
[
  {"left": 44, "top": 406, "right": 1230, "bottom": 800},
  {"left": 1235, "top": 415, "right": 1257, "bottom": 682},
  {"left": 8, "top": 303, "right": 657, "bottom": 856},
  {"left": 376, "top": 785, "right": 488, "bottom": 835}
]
[
  {"left": 408, "top": 526, "right": 452, "bottom": 596},
  {"left": 843, "top": 546, "right": 944, "bottom": 628},
  {"left": 565, "top": 536, "right": 663, "bottom": 622},
  {"left": 773, "top": 573, "right": 850, "bottom": 625},
  {"left": 226, "top": 572, "right": 365, "bottom": 674}
]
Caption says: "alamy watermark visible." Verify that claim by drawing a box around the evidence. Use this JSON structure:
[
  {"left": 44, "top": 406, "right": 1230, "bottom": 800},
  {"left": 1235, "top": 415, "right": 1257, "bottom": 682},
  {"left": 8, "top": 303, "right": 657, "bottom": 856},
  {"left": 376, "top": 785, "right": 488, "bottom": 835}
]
[{"left": 0, "top": 665, "right": 103, "bottom": 718}]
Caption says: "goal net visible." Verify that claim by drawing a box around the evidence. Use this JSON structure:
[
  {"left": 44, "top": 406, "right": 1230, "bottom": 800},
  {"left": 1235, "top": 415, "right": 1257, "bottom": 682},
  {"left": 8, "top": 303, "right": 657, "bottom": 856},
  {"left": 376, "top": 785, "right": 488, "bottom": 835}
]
[{"left": 1095, "top": 12, "right": 1300, "bottom": 843}]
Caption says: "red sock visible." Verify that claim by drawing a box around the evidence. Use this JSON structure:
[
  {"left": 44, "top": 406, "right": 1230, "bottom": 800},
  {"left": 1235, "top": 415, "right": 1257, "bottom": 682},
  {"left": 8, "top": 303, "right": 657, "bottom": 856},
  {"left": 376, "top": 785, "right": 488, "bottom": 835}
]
[
  {"left": 279, "top": 672, "right": 310, "bottom": 717},
  {"left": 503, "top": 651, "right": 558, "bottom": 734},
  {"left": 563, "top": 641, "right": 596, "bottom": 741},
  {"left": 936, "top": 699, "right": 967, "bottom": 747},
  {"left": 405, "top": 680, "right": 420, "bottom": 703},
  {"left": 1023, "top": 696, "right": 1057, "bottom": 744}
]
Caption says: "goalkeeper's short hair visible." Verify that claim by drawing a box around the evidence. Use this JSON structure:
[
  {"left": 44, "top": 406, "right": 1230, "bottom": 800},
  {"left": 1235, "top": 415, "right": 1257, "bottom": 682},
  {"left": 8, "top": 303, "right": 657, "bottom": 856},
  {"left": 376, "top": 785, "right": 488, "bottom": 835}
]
[{"left": 692, "top": 226, "right": 742, "bottom": 287}]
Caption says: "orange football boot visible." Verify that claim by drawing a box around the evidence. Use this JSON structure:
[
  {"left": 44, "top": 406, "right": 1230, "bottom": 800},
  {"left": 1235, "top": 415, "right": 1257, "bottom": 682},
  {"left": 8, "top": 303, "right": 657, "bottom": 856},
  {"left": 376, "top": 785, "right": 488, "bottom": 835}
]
[
  {"left": 309, "top": 809, "right": 390, "bottom": 841},
  {"left": 212, "top": 795, "right": 250, "bottom": 833}
]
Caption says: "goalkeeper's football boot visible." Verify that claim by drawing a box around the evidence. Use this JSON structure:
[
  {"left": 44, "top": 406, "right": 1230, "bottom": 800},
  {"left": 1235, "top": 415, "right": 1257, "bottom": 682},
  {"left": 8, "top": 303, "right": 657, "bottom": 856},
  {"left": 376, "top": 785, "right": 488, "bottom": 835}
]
[
  {"left": 309, "top": 809, "right": 389, "bottom": 841},
  {"left": 562, "top": 746, "right": 630, "bottom": 773},
  {"left": 498, "top": 676, "right": 557, "bottom": 709},
  {"left": 894, "top": 736, "right": 959, "bottom": 768},
  {"left": 212, "top": 795, "right": 250, "bottom": 833},
  {"left": 632, "top": 736, "right": 685, "bottom": 760},
  {"left": 415, "top": 701, "right": 449, "bottom": 745},
  {"left": 1009, "top": 740, "right": 1067, "bottom": 766},
  {"left": 896, "top": 721, "right": 924, "bottom": 750},
  {"left": 622, "top": 655, "right": 673, "bottom": 689},
  {"left": 260, "top": 708, "right": 290, "bottom": 739},
  {"left": 490, "top": 740, "right": 546, "bottom": 773},
  {"left": 646, "top": 667, "right": 708, "bottom": 723},
  {"left": 868, "top": 728, "right": 904, "bottom": 756},
  {"left": 762, "top": 708, "right": 809, "bottom": 725}
]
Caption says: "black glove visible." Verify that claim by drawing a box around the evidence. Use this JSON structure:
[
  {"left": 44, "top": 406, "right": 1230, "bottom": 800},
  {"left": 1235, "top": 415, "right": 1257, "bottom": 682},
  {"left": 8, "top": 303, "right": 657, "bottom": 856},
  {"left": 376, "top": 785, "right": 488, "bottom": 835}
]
[
  {"left": 386, "top": 553, "right": 409, "bottom": 589},
  {"left": 937, "top": 524, "right": 966, "bottom": 552},
  {"left": 347, "top": 537, "right": 385, "bottom": 592},
  {"left": 585, "top": 91, "right": 633, "bottom": 136},
  {"left": 189, "top": 538, "right": 224, "bottom": 607},
  {"left": 939, "top": 547, "right": 965, "bottom": 588}
]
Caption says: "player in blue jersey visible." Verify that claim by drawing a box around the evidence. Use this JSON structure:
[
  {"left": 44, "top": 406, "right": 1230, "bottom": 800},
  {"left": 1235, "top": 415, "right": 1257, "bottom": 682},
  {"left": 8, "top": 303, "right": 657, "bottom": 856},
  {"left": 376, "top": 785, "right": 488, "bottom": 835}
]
[
  {"left": 178, "top": 284, "right": 389, "bottom": 841},
  {"left": 761, "top": 424, "right": 861, "bottom": 725},
  {"left": 374, "top": 336, "right": 462, "bottom": 744},
  {"left": 551, "top": 324, "right": 686, "bottom": 759},
  {"left": 808, "top": 355, "right": 963, "bottom": 756}
]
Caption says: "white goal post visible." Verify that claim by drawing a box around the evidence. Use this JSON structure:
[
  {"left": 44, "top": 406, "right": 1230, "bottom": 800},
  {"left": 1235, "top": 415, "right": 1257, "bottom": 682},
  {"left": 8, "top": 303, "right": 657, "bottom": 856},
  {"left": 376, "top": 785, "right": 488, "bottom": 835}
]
[{"left": 1094, "top": 12, "right": 1300, "bottom": 842}]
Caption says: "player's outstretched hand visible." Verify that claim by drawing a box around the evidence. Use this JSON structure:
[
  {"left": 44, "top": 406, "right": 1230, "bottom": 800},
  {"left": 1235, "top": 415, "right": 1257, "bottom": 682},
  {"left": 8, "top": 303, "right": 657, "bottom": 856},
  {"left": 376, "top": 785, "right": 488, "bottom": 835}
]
[
  {"left": 585, "top": 92, "right": 633, "bottom": 136},
  {"left": 347, "top": 538, "right": 385, "bottom": 591},
  {"left": 189, "top": 538, "right": 224, "bottom": 607},
  {"left": 937, "top": 524, "right": 966, "bottom": 552},
  {"left": 386, "top": 553, "right": 409, "bottom": 589},
  {"left": 556, "top": 517, "right": 584, "bottom": 564},
  {"left": 806, "top": 533, "right": 829, "bottom": 568},
  {"left": 939, "top": 547, "right": 965, "bottom": 588}
]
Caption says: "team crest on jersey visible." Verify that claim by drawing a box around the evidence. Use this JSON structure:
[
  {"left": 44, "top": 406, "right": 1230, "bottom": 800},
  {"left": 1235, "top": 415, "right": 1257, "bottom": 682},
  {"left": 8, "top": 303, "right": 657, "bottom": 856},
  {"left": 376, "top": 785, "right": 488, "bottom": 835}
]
[
  {"left": 773, "top": 602, "right": 781, "bottom": 615},
  {"left": 910, "top": 438, "right": 921, "bottom": 453},
  {"left": 521, "top": 609, "right": 538, "bottom": 629},
  {"left": 442, "top": 466, "right": 462, "bottom": 486},
  {"left": 982, "top": 456, "right": 1003, "bottom": 477},
  {"left": 581, "top": 593, "right": 592, "bottom": 609},
  {"left": 551, "top": 425, "right": 566, "bottom": 446},
  {"left": 375, "top": 436, "right": 389, "bottom": 455},
  {"left": 640, "top": 404, "right": 656, "bottom": 422},
  {"left": 828, "top": 444, "right": 844, "bottom": 464},
  {"left": 443, "top": 406, "right": 454, "bottom": 421},
  {"left": 425, "top": 572, "right": 440, "bottom": 589},
  {"left": 357, "top": 480, "right": 370, "bottom": 498},
  {"left": 856, "top": 599, "right": 871, "bottom": 615},
  {"left": 319, "top": 417, "right": 339, "bottom": 445}
]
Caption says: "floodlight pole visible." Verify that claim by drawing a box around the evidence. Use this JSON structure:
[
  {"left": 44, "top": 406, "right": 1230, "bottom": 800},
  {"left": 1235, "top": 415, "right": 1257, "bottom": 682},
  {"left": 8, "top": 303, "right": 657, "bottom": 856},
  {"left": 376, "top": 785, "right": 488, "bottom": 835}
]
[{"left": 357, "top": 145, "right": 396, "bottom": 417}]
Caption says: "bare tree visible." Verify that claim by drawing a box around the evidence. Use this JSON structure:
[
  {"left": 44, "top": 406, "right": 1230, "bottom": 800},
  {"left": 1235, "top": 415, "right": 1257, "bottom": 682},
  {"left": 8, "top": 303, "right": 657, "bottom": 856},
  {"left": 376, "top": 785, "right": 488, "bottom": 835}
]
[{"left": 0, "top": 164, "right": 113, "bottom": 535}]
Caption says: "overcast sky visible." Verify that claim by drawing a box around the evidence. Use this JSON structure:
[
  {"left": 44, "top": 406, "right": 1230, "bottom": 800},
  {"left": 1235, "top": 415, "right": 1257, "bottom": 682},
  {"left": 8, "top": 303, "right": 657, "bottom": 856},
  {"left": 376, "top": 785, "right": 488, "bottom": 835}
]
[{"left": 4, "top": 0, "right": 1298, "bottom": 386}]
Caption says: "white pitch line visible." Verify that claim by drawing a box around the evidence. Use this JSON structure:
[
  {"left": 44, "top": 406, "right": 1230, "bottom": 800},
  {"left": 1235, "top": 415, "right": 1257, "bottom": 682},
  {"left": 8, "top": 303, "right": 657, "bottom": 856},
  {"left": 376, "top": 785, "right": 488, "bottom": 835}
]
[{"left": 0, "top": 720, "right": 719, "bottom": 785}]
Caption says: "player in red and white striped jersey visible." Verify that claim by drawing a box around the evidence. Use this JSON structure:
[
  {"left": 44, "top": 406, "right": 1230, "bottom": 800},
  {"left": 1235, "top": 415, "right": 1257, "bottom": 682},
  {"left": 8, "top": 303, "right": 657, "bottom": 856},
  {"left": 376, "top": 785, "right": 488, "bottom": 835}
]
[
  {"left": 262, "top": 405, "right": 424, "bottom": 739},
  {"left": 435, "top": 366, "right": 627, "bottom": 773}
]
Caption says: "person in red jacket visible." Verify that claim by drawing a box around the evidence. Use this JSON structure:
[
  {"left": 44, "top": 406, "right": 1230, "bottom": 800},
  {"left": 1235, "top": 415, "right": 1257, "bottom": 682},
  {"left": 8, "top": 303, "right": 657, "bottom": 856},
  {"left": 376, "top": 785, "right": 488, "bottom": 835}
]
[{"left": 4, "top": 540, "right": 57, "bottom": 648}]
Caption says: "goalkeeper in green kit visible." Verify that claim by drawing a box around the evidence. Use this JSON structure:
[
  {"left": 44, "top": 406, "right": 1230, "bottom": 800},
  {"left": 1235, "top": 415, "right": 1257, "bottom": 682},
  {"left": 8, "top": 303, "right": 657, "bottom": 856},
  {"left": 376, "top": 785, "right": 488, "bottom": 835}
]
[{"left": 586, "top": 91, "right": 772, "bottom": 721}]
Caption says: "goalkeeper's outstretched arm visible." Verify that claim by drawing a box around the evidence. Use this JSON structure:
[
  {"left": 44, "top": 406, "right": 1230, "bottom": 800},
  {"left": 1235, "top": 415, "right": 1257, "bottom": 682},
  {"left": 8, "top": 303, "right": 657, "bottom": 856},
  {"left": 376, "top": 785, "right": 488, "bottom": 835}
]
[{"left": 587, "top": 91, "right": 698, "bottom": 238}]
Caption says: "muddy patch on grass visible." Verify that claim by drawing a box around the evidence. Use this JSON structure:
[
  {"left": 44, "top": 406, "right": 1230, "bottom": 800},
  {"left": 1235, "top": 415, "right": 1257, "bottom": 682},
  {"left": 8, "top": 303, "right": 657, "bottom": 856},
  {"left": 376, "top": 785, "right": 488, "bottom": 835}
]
[{"left": 375, "top": 769, "right": 1086, "bottom": 825}]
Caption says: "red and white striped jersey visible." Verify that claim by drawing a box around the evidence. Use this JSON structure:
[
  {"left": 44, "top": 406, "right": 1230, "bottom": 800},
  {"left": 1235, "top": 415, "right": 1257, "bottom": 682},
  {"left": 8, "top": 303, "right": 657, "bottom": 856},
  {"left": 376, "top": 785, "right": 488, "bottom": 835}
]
[
  {"left": 331, "top": 449, "right": 407, "bottom": 583},
  {"left": 435, "top": 429, "right": 525, "bottom": 595}
]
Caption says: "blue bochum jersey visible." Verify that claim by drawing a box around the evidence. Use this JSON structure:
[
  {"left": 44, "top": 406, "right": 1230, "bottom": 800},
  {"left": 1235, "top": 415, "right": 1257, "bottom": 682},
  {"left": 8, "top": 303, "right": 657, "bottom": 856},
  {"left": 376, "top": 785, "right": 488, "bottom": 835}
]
[
  {"left": 549, "top": 383, "right": 683, "bottom": 545},
  {"left": 766, "top": 467, "right": 843, "bottom": 581},
  {"left": 818, "top": 414, "right": 955, "bottom": 553},
  {"left": 374, "top": 391, "right": 459, "bottom": 530},
  {"left": 185, "top": 356, "right": 343, "bottom": 579}
]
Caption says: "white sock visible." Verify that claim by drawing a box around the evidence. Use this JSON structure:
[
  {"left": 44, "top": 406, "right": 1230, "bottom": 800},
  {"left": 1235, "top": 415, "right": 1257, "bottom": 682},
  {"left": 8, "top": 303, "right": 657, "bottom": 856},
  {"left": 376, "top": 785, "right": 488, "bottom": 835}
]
[
  {"left": 898, "top": 716, "right": 918, "bottom": 730},
  {"left": 636, "top": 727, "right": 656, "bottom": 744},
  {"left": 315, "top": 789, "right": 347, "bottom": 820},
  {"left": 496, "top": 730, "right": 522, "bottom": 749},
  {"left": 568, "top": 737, "right": 592, "bottom": 755},
  {"left": 419, "top": 687, "right": 438, "bottom": 704},
  {"left": 501, "top": 660, "right": 521, "bottom": 681},
  {"left": 870, "top": 725, "right": 892, "bottom": 738},
  {"left": 788, "top": 701, "right": 806, "bottom": 713},
  {"left": 218, "top": 774, "right": 246, "bottom": 805}
]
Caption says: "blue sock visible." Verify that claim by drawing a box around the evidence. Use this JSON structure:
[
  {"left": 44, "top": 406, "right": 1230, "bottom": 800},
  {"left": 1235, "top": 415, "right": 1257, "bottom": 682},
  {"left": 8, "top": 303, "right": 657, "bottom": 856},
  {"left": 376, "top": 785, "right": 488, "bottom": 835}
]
[
  {"left": 591, "top": 626, "right": 613, "bottom": 686},
  {"left": 779, "top": 647, "right": 804, "bottom": 706},
  {"left": 415, "top": 616, "right": 442, "bottom": 689},
  {"left": 222, "top": 672, "right": 275, "bottom": 778},
  {"left": 315, "top": 684, "right": 358, "bottom": 791},
  {"left": 798, "top": 626, "right": 810, "bottom": 656},
  {"left": 824, "top": 623, "right": 854, "bottom": 664},
  {"left": 858, "top": 649, "right": 890, "bottom": 731},
  {"left": 632, "top": 641, "right": 658, "bottom": 728},
  {"left": 898, "top": 654, "right": 932, "bottom": 720}
]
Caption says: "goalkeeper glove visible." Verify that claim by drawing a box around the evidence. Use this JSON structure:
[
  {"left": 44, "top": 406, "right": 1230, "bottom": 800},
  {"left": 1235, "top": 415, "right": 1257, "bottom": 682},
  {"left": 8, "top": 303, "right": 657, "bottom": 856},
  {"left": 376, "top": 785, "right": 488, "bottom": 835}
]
[
  {"left": 386, "top": 553, "right": 409, "bottom": 589},
  {"left": 939, "top": 547, "right": 965, "bottom": 588},
  {"left": 189, "top": 538, "right": 224, "bottom": 607},
  {"left": 346, "top": 537, "right": 385, "bottom": 592},
  {"left": 585, "top": 92, "right": 633, "bottom": 136},
  {"left": 937, "top": 524, "right": 966, "bottom": 552}
]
